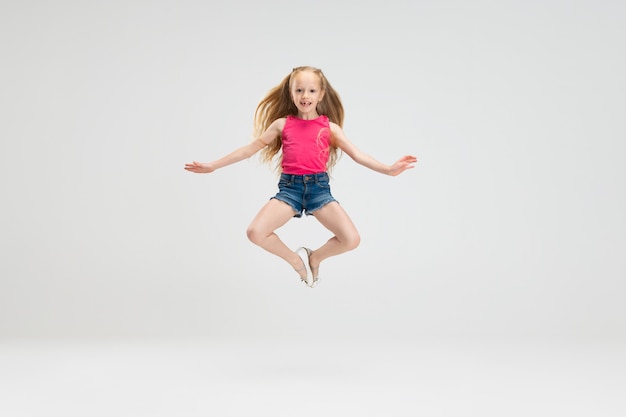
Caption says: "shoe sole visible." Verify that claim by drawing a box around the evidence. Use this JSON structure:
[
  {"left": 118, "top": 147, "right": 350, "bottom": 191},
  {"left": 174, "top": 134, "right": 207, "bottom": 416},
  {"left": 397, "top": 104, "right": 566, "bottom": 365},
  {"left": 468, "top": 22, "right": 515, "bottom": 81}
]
[{"left": 296, "top": 247, "right": 313, "bottom": 287}]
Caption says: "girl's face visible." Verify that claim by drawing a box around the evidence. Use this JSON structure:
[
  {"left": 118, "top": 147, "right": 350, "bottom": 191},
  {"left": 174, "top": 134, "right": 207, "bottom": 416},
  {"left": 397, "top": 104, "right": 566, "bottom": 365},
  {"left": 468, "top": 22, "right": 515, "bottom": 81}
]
[{"left": 290, "top": 70, "right": 325, "bottom": 119}]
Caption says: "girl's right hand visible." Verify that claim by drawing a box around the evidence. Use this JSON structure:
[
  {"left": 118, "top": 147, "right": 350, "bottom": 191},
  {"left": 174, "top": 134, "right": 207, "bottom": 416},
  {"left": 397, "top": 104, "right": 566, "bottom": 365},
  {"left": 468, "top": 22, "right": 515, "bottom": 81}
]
[
  {"left": 184, "top": 161, "right": 215, "bottom": 173},
  {"left": 387, "top": 155, "right": 418, "bottom": 176}
]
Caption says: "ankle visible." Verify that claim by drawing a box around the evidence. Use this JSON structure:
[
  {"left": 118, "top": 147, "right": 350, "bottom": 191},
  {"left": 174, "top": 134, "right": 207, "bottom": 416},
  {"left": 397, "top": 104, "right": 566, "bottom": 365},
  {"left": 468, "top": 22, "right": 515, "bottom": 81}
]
[{"left": 308, "top": 251, "right": 320, "bottom": 269}]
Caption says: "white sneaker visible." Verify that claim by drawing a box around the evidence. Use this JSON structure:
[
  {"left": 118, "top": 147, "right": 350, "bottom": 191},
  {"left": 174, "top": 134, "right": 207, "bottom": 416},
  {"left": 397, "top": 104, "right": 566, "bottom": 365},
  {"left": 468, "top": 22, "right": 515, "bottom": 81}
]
[{"left": 295, "top": 247, "right": 313, "bottom": 287}]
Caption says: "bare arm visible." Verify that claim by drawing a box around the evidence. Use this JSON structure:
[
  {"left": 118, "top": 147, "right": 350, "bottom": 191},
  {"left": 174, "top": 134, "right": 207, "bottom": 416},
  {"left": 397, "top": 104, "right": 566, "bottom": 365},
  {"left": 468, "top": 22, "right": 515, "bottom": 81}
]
[
  {"left": 185, "top": 119, "right": 285, "bottom": 173},
  {"left": 330, "top": 123, "right": 417, "bottom": 176}
]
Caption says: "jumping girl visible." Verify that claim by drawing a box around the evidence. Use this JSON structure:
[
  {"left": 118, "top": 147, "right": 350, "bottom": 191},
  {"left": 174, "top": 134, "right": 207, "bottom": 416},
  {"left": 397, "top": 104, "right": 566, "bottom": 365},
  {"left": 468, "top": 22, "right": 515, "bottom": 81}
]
[{"left": 185, "top": 66, "right": 417, "bottom": 288}]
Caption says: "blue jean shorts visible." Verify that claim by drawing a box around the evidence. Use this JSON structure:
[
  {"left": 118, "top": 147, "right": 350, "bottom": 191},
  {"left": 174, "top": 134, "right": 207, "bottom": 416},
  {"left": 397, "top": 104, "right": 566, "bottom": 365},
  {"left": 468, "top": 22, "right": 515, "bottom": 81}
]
[{"left": 272, "top": 172, "right": 338, "bottom": 217}]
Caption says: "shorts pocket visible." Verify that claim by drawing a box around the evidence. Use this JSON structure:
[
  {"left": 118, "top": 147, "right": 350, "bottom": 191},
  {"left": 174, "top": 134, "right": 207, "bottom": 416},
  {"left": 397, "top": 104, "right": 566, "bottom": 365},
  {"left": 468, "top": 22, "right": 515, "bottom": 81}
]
[
  {"left": 278, "top": 178, "right": 293, "bottom": 187},
  {"left": 315, "top": 178, "right": 330, "bottom": 189}
]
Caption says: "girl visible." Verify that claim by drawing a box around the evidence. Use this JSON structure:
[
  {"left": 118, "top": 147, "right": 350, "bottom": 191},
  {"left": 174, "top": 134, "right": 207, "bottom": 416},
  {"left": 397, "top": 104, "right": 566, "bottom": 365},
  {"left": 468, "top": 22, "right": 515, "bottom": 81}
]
[{"left": 185, "top": 66, "right": 417, "bottom": 288}]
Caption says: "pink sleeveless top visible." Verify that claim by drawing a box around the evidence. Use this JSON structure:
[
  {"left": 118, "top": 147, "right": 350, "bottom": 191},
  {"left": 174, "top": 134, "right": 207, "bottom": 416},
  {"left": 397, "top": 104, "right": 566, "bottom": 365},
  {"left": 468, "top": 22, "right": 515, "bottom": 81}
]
[{"left": 281, "top": 115, "right": 331, "bottom": 175}]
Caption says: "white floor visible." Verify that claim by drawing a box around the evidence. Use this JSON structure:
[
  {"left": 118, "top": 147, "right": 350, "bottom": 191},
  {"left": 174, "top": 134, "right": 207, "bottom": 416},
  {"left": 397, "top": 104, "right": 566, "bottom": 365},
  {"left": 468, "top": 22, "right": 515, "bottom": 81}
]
[{"left": 1, "top": 338, "right": 624, "bottom": 417}]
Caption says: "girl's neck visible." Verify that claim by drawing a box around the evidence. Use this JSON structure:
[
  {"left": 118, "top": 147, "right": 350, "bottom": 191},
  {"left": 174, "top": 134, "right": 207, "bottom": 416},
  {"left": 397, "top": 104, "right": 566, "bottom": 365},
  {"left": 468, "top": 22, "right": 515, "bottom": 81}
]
[
  {"left": 295, "top": 111, "right": 320, "bottom": 120},
  {"left": 296, "top": 113, "right": 320, "bottom": 120}
]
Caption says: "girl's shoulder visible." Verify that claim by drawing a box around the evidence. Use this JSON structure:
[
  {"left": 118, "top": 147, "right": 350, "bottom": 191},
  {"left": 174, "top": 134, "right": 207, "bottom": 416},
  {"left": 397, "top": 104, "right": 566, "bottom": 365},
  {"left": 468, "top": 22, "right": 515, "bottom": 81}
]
[
  {"left": 328, "top": 121, "right": 343, "bottom": 132},
  {"left": 268, "top": 117, "right": 287, "bottom": 131}
]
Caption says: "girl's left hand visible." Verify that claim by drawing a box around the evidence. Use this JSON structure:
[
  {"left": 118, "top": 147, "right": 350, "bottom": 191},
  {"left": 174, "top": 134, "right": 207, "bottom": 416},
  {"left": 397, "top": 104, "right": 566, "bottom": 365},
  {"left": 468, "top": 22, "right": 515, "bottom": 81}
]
[{"left": 388, "top": 155, "right": 417, "bottom": 176}]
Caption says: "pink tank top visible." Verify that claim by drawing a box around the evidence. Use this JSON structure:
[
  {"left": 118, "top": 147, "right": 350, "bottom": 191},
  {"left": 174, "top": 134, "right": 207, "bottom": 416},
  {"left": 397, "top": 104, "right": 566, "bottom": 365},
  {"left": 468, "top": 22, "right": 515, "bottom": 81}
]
[{"left": 281, "top": 115, "right": 331, "bottom": 175}]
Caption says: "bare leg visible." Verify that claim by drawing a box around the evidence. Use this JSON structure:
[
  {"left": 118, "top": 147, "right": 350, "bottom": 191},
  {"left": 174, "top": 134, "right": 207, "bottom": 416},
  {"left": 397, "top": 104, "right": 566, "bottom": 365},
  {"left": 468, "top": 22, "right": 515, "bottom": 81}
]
[
  {"left": 308, "top": 202, "right": 361, "bottom": 277},
  {"left": 246, "top": 199, "right": 307, "bottom": 278}
]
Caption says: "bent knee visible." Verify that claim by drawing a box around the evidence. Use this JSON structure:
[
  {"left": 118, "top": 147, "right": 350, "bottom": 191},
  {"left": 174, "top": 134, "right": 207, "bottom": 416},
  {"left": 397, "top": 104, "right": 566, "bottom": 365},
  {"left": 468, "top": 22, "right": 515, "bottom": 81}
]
[
  {"left": 246, "top": 226, "right": 263, "bottom": 245},
  {"left": 344, "top": 232, "right": 361, "bottom": 251}
]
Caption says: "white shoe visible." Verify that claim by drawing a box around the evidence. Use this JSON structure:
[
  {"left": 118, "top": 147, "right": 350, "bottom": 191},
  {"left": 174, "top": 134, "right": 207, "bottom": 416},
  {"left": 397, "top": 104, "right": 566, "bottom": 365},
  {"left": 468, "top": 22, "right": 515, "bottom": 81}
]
[
  {"left": 305, "top": 248, "right": 320, "bottom": 288},
  {"left": 295, "top": 247, "right": 313, "bottom": 287}
]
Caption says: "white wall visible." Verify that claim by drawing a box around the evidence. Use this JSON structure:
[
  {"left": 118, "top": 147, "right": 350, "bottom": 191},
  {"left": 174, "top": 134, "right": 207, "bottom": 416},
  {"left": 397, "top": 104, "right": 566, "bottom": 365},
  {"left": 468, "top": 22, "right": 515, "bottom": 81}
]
[{"left": 1, "top": 0, "right": 624, "bottom": 342}]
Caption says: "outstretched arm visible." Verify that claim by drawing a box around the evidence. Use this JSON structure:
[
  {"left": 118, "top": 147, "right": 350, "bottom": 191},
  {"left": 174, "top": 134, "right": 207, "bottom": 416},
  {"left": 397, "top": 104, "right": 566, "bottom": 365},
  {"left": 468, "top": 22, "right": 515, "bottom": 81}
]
[
  {"left": 330, "top": 123, "right": 417, "bottom": 176},
  {"left": 184, "top": 140, "right": 264, "bottom": 173},
  {"left": 184, "top": 119, "right": 284, "bottom": 173}
]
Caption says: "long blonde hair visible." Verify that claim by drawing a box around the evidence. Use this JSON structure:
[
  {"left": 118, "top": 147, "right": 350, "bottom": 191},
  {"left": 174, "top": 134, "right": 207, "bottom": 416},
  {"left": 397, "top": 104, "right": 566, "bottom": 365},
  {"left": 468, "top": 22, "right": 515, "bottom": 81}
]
[{"left": 254, "top": 66, "right": 345, "bottom": 172}]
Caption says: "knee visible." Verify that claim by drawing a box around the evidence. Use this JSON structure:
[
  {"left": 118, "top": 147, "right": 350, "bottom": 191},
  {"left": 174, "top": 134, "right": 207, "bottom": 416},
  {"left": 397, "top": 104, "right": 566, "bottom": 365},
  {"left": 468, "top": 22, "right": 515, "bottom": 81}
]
[
  {"left": 246, "top": 225, "right": 262, "bottom": 245},
  {"left": 344, "top": 231, "right": 361, "bottom": 251}
]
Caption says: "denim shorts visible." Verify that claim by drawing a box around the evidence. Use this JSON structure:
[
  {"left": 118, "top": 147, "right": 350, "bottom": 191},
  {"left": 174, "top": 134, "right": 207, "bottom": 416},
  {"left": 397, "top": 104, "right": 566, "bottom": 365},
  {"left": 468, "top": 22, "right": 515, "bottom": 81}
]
[{"left": 272, "top": 172, "right": 338, "bottom": 217}]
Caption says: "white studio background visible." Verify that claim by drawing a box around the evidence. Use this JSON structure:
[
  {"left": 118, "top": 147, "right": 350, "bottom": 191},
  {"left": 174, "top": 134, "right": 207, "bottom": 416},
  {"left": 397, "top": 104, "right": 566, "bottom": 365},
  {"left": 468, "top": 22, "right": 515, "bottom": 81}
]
[{"left": 1, "top": 0, "right": 624, "bottom": 344}]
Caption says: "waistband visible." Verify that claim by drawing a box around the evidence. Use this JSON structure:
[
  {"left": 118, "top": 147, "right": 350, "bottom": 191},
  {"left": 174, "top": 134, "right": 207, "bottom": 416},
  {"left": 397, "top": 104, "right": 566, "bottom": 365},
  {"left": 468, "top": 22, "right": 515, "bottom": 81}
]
[{"left": 280, "top": 172, "right": 328, "bottom": 183}]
